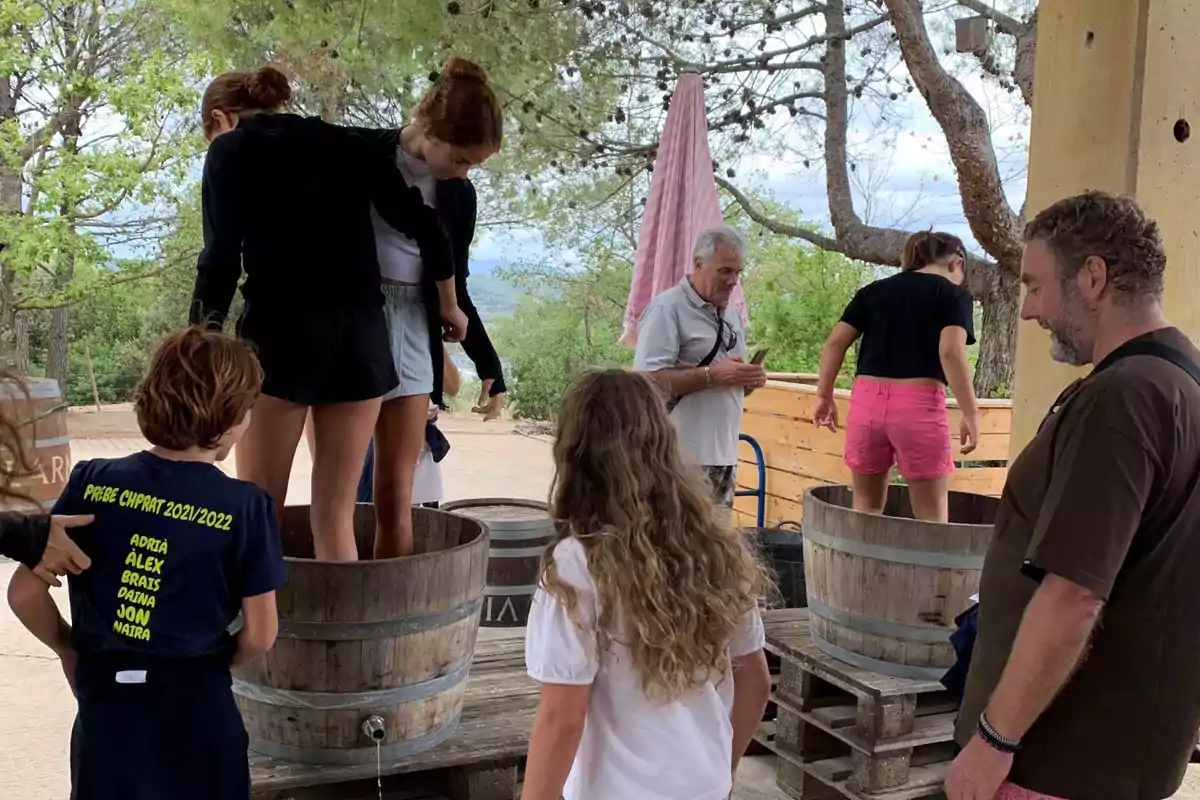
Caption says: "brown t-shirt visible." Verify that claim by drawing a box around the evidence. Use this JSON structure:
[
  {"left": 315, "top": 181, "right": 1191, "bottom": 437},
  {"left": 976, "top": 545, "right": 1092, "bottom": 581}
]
[{"left": 957, "top": 328, "right": 1200, "bottom": 800}]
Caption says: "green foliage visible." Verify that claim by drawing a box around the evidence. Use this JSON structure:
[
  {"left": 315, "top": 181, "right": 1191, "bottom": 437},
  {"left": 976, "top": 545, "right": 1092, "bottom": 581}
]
[
  {"left": 488, "top": 209, "right": 875, "bottom": 421},
  {"left": 741, "top": 231, "right": 873, "bottom": 382},
  {"left": 491, "top": 240, "right": 633, "bottom": 420},
  {"left": 2, "top": 0, "right": 206, "bottom": 303}
]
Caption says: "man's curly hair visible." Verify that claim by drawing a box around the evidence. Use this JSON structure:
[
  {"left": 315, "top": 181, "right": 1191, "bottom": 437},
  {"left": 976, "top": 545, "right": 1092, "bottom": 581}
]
[{"left": 1024, "top": 190, "right": 1166, "bottom": 305}]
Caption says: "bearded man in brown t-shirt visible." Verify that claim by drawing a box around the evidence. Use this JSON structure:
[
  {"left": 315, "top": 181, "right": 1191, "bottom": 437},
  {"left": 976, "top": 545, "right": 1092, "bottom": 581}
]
[{"left": 948, "top": 191, "right": 1200, "bottom": 800}]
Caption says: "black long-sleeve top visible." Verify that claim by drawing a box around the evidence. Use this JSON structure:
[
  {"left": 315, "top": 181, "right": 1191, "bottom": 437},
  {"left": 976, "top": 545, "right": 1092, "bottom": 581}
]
[
  {"left": 347, "top": 127, "right": 507, "bottom": 407},
  {"left": 189, "top": 113, "right": 454, "bottom": 327},
  {"left": 0, "top": 513, "right": 51, "bottom": 569},
  {"left": 428, "top": 177, "right": 506, "bottom": 406}
]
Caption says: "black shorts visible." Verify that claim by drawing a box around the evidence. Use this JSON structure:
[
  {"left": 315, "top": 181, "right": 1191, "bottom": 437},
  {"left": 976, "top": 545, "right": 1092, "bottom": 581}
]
[{"left": 237, "top": 302, "right": 398, "bottom": 405}]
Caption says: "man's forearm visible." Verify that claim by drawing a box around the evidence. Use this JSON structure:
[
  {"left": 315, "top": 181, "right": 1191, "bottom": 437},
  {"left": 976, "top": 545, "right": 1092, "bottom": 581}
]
[
  {"left": 983, "top": 574, "right": 1102, "bottom": 741},
  {"left": 0, "top": 513, "right": 50, "bottom": 569},
  {"left": 649, "top": 367, "right": 710, "bottom": 397}
]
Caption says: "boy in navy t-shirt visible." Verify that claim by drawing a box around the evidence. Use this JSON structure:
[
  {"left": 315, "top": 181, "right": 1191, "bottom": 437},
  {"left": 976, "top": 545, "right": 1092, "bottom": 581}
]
[{"left": 6, "top": 327, "right": 285, "bottom": 800}]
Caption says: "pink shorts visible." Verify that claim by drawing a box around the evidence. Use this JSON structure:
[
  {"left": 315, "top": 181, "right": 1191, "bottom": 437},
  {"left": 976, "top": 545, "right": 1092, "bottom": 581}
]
[
  {"left": 843, "top": 377, "right": 954, "bottom": 481},
  {"left": 994, "top": 782, "right": 1068, "bottom": 800}
]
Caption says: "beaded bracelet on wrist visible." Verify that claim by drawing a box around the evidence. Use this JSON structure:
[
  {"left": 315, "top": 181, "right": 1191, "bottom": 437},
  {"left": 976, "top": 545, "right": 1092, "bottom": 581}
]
[{"left": 978, "top": 712, "right": 1022, "bottom": 755}]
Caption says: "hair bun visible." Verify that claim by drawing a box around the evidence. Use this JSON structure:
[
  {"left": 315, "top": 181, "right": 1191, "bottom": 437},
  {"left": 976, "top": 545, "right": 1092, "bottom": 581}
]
[
  {"left": 246, "top": 65, "right": 293, "bottom": 108},
  {"left": 442, "top": 57, "right": 488, "bottom": 84}
]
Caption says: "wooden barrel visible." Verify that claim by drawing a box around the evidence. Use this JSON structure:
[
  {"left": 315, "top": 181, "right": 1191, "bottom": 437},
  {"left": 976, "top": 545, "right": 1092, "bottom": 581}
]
[
  {"left": 442, "top": 498, "right": 552, "bottom": 628},
  {"left": 803, "top": 485, "right": 997, "bottom": 680},
  {"left": 0, "top": 377, "right": 70, "bottom": 513},
  {"left": 745, "top": 524, "right": 807, "bottom": 609},
  {"left": 232, "top": 504, "right": 489, "bottom": 765}
]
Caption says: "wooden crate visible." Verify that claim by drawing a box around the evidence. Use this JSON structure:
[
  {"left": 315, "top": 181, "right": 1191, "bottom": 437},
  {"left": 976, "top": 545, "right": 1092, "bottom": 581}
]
[
  {"left": 766, "top": 610, "right": 959, "bottom": 800},
  {"left": 748, "top": 650, "right": 783, "bottom": 756}
]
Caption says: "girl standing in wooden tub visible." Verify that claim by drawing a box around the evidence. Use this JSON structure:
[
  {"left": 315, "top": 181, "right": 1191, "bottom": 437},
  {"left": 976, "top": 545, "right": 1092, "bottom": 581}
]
[
  {"left": 521, "top": 369, "right": 772, "bottom": 800},
  {"left": 813, "top": 230, "right": 980, "bottom": 522},
  {"left": 345, "top": 57, "right": 506, "bottom": 558},
  {"left": 191, "top": 65, "right": 467, "bottom": 562}
]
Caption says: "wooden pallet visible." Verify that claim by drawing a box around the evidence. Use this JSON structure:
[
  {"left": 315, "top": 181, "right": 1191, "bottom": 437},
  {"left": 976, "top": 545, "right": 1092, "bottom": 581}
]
[
  {"left": 747, "top": 651, "right": 783, "bottom": 756},
  {"left": 765, "top": 609, "right": 957, "bottom": 800}
]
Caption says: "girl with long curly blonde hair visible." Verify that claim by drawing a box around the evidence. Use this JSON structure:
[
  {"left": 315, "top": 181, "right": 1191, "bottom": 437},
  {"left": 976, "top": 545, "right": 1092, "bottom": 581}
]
[{"left": 522, "top": 369, "right": 772, "bottom": 800}]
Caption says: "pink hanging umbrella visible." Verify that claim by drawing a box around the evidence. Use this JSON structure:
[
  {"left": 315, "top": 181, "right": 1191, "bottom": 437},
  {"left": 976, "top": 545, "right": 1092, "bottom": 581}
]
[{"left": 619, "top": 71, "right": 749, "bottom": 347}]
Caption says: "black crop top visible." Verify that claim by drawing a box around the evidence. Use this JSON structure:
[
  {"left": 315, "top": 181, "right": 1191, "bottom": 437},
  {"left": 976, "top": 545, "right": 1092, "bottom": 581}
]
[{"left": 840, "top": 270, "right": 976, "bottom": 384}]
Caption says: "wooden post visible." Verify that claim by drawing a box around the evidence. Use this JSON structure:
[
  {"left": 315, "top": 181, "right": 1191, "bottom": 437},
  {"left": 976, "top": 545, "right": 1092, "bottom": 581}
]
[
  {"left": 84, "top": 343, "right": 101, "bottom": 412},
  {"left": 1010, "top": 0, "right": 1200, "bottom": 456}
]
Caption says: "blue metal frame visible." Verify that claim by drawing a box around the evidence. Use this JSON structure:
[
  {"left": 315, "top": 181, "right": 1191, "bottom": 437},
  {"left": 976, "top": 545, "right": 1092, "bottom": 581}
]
[{"left": 735, "top": 433, "right": 766, "bottom": 527}]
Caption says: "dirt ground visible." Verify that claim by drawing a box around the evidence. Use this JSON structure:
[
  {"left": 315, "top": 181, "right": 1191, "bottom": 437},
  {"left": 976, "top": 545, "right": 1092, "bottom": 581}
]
[
  {"left": 64, "top": 402, "right": 557, "bottom": 506},
  {"left": 2, "top": 404, "right": 1198, "bottom": 798}
]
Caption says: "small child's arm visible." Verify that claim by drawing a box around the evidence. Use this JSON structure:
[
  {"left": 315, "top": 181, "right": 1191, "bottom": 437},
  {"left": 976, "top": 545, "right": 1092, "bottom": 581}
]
[
  {"left": 232, "top": 591, "right": 278, "bottom": 666},
  {"left": 7, "top": 565, "right": 76, "bottom": 692},
  {"left": 7, "top": 565, "right": 71, "bottom": 654}
]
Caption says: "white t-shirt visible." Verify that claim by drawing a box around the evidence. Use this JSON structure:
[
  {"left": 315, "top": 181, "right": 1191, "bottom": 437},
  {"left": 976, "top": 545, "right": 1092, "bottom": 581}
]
[
  {"left": 371, "top": 148, "right": 437, "bottom": 284},
  {"left": 525, "top": 537, "right": 766, "bottom": 800}
]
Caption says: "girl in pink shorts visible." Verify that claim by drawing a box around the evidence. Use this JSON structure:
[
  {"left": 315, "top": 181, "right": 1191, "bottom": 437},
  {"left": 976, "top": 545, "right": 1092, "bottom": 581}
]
[{"left": 812, "top": 231, "right": 980, "bottom": 522}]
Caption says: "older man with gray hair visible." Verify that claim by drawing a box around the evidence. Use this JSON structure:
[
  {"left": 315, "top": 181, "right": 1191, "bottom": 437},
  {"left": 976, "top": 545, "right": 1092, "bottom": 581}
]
[{"left": 634, "top": 225, "right": 766, "bottom": 506}]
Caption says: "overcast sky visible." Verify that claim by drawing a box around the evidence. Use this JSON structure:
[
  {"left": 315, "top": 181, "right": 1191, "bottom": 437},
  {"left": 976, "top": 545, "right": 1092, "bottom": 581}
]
[{"left": 472, "top": 57, "right": 1032, "bottom": 267}]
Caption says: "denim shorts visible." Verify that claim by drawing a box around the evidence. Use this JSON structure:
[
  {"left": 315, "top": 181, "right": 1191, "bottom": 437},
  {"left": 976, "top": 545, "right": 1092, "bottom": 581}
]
[{"left": 380, "top": 283, "right": 433, "bottom": 401}]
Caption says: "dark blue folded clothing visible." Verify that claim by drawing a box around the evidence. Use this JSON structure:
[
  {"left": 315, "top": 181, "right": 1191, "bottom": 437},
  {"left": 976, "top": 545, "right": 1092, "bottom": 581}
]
[{"left": 940, "top": 602, "right": 979, "bottom": 702}]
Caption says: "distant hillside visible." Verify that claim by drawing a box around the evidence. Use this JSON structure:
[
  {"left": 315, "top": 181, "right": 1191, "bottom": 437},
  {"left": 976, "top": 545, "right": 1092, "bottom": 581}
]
[{"left": 467, "top": 258, "right": 521, "bottom": 321}]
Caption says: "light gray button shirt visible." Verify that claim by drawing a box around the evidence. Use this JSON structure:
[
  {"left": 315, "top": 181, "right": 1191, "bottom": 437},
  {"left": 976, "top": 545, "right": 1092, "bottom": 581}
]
[{"left": 633, "top": 278, "right": 747, "bottom": 467}]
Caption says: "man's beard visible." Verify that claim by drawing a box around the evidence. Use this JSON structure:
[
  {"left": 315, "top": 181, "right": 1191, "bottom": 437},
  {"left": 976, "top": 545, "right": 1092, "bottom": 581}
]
[
  {"left": 1048, "top": 327, "right": 1088, "bottom": 366},
  {"left": 1045, "top": 289, "right": 1092, "bottom": 367}
]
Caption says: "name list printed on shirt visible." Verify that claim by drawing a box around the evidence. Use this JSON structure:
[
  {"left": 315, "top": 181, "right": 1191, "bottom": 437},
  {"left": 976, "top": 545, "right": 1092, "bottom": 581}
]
[
  {"left": 82, "top": 483, "right": 234, "bottom": 531},
  {"left": 114, "top": 534, "right": 167, "bottom": 642},
  {"left": 81, "top": 482, "right": 236, "bottom": 644}
]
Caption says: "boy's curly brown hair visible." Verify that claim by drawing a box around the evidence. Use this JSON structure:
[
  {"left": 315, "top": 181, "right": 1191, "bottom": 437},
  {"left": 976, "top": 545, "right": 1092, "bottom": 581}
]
[{"left": 135, "top": 327, "right": 261, "bottom": 451}]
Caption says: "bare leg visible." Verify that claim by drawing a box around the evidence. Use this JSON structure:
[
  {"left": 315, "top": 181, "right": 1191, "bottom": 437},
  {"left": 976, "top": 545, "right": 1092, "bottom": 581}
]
[
  {"left": 235, "top": 394, "right": 307, "bottom": 522},
  {"left": 905, "top": 476, "right": 950, "bottom": 523},
  {"left": 309, "top": 399, "right": 381, "bottom": 561},
  {"left": 373, "top": 394, "right": 428, "bottom": 559},
  {"left": 851, "top": 470, "right": 890, "bottom": 515}
]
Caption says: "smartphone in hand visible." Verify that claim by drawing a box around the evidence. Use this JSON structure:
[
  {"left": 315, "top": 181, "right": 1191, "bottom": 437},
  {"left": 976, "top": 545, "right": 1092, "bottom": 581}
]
[{"left": 750, "top": 347, "right": 770, "bottom": 366}]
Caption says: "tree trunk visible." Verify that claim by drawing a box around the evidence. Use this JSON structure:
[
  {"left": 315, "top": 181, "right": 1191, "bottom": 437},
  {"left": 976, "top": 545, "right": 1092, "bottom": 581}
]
[
  {"left": 47, "top": 71, "right": 84, "bottom": 390},
  {"left": 0, "top": 76, "right": 22, "bottom": 373},
  {"left": 46, "top": 305, "right": 70, "bottom": 387},
  {"left": 13, "top": 311, "right": 29, "bottom": 376},
  {"left": 974, "top": 262, "right": 1020, "bottom": 398}
]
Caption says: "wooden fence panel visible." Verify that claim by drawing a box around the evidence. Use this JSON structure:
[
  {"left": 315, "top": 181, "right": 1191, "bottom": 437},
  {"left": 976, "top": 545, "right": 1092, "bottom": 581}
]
[{"left": 736, "top": 381, "right": 1012, "bottom": 526}]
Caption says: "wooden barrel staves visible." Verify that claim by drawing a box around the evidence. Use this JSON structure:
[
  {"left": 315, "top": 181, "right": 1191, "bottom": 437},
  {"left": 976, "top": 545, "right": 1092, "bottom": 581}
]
[
  {"left": 803, "top": 485, "right": 997, "bottom": 680},
  {"left": 442, "top": 498, "right": 552, "bottom": 628},
  {"left": 0, "top": 377, "right": 70, "bottom": 513},
  {"left": 232, "top": 504, "right": 489, "bottom": 765}
]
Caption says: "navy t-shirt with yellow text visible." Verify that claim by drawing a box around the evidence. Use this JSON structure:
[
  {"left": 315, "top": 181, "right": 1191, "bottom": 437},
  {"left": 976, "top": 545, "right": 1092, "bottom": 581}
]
[{"left": 52, "top": 452, "right": 286, "bottom": 660}]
